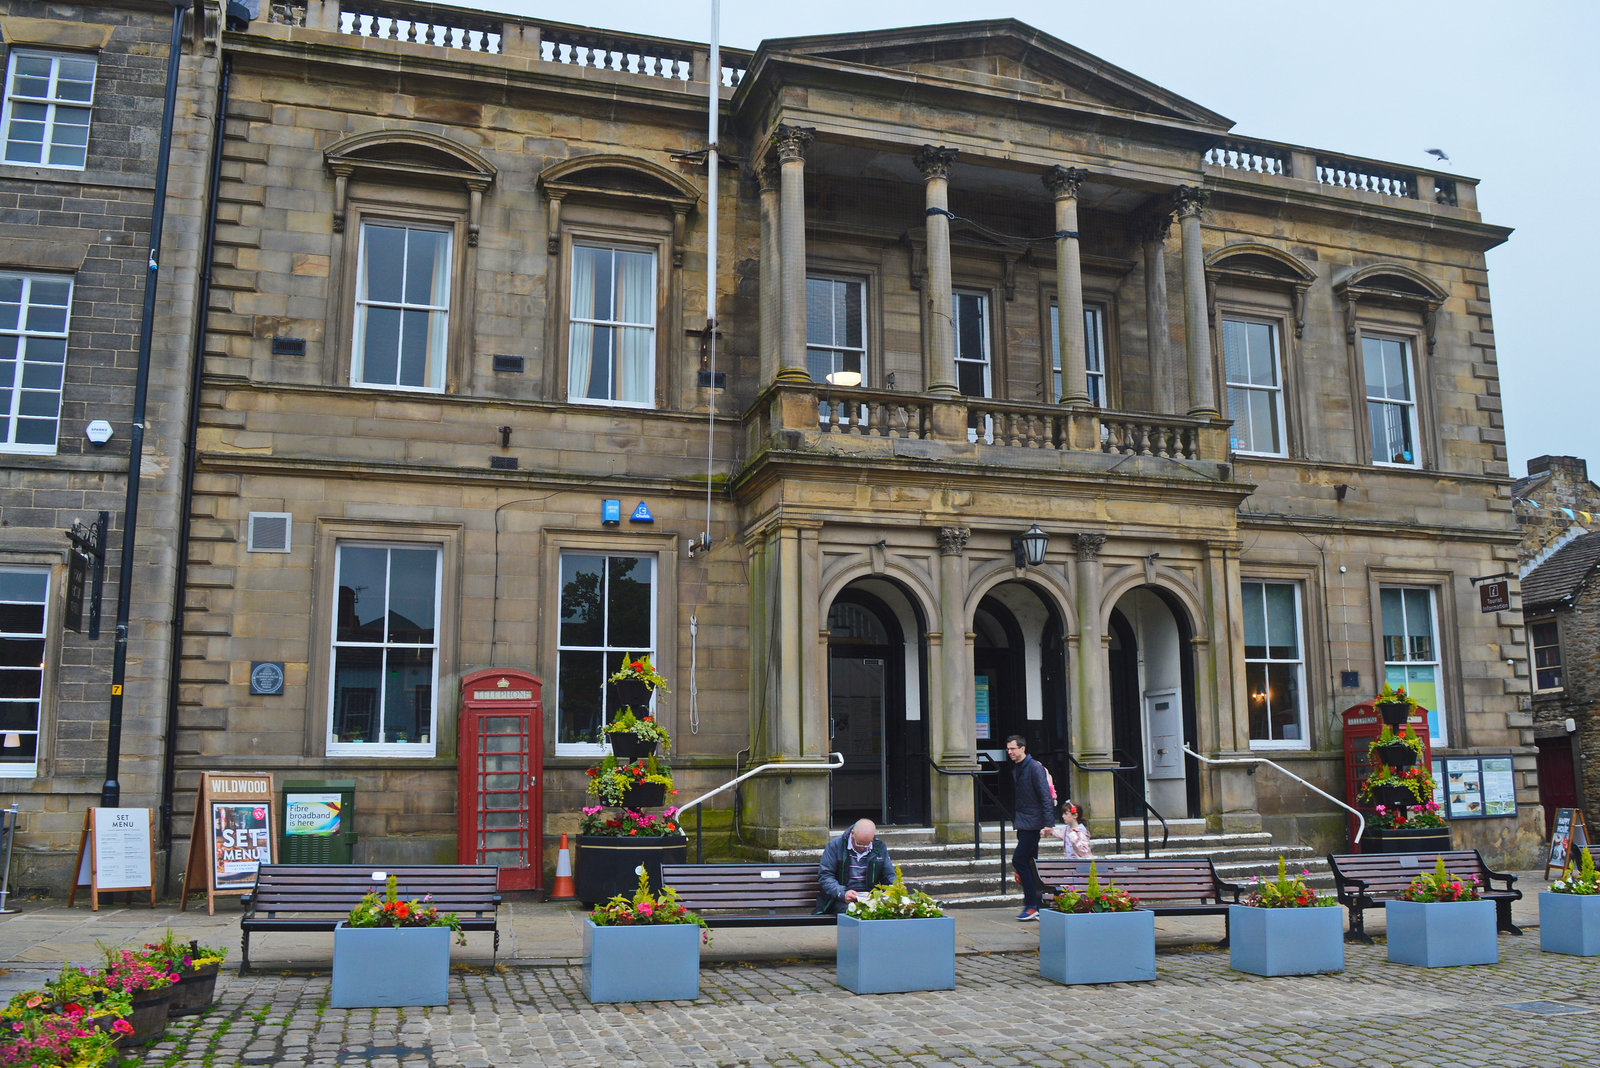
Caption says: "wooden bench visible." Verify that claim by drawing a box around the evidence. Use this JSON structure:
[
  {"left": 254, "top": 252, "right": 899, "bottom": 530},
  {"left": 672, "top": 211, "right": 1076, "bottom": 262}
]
[
  {"left": 1035, "top": 857, "right": 1244, "bottom": 945},
  {"left": 659, "top": 863, "right": 837, "bottom": 927},
  {"left": 1327, "top": 849, "right": 1522, "bottom": 943},
  {"left": 239, "top": 864, "right": 501, "bottom": 972}
]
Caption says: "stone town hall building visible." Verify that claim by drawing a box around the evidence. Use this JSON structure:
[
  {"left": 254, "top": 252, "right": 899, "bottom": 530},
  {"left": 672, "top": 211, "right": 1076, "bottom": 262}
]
[{"left": 0, "top": 0, "right": 1543, "bottom": 888}]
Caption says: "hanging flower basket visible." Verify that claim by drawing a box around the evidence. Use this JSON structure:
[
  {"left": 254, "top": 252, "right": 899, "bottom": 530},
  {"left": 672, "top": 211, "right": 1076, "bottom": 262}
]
[
  {"left": 1370, "top": 783, "right": 1416, "bottom": 809},
  {"left": 1373, "top": 742, "right": 1417, "bottom": 770},
  {"left": 1376, "top": 701, "right": 1411, "bottom": 727}
]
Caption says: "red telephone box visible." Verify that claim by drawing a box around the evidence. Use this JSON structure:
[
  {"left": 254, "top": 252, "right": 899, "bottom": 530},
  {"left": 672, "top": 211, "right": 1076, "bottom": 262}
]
[
  {"left": 1342, "top": 699, "right": 1433, "bottom": 852},
  {"left": 458, "top": 669, "right": 543, "bottom": 890}
]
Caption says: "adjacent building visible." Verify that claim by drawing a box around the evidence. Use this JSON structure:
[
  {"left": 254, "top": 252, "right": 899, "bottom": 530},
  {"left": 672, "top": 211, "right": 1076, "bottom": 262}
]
[{"left": 1, "top": 0, "right": 1545, "bottom": 888}]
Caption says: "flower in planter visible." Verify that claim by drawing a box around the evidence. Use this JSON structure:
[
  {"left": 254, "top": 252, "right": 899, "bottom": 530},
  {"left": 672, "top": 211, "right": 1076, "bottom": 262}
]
[
  {"left": 1048, "top": 863, "right": 1140, "bottom": 913},
  {"left": 0, "top": 1011, "right": 122, "bottom": 1068},
  {"left": 94, "top": 945, "right": 182, "bottom": 994},
  {"left": 1245, "top": 857, "right": 1337, "bottom": 908},
  {"left": 348, "top": 874, "right": 467, "bottom": 945},
  {"left": 580, "top": 804, "right": 682, "bottom": 838},
  {"left": 1367, "top": 724, "right": 1424, "bottom": 768},
  {"left": 144, "top": 929, "right": 228, "bottom": 975},
  {"left": 1551, "top": 847, "right": 1600, "bottom": 895},
  {"left": 584, "top": 754, "right": 675, "bottom": 806},
  {"left": 609, "top": 654, "right": 670, "bottom": 692},
  {"left": 603, "top": 708, "right": 673, "bottom": 752},
  {"left": 590, "top": 865, "right": 711, "bottom": 944},
  {"left": 846, "top": 866, "right": 945, "bottom": 919},
  {"left": 1370, "top": 798, "right": 1446, "bottom": 830},
  {"left": 1399, "top": 855, "right": 1481, "bottom": 902}
]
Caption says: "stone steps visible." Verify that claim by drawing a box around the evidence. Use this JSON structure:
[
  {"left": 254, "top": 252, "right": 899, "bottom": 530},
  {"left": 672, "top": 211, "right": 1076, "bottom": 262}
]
[{"left": 765, "top": 823, "right": 1334, "bottom": 903}]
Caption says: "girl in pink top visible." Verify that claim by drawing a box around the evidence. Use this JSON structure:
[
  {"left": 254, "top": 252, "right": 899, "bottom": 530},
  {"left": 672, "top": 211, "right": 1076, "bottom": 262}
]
[{"left": 1059, "top": 799, "right": 1092, "bottom": 858}]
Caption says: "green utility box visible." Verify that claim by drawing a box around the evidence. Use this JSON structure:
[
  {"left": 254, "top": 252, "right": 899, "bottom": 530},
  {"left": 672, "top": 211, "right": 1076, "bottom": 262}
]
[{"left": 280, "top": 780, "right": 357, "bottom": 864}]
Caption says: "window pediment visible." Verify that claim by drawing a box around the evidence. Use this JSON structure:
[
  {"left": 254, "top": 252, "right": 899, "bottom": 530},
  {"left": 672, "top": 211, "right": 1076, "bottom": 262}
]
[
  {"left": 1334, "top": 262, "right": 1446, "bottom": 351},
  {"left": 324, "top": 130, "right": 495, "bottom": 243},
  {"left": 538, "top": 154, "right": 699, "bottom": 260},
  {"left": 1206, "top": 242, "right": 1315, "bottom": 337}
]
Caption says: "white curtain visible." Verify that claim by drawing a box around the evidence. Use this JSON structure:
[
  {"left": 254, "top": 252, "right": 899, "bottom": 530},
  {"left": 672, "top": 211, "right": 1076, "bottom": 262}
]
[
  {"left": 615, "top": 249, "right": 654, "bottom": 405},
  {"left": 568, "top": 246, "right": 598, "bottom": 399},
  {"left": 422, "top": 230, "right": 451, "bottom": 389}
]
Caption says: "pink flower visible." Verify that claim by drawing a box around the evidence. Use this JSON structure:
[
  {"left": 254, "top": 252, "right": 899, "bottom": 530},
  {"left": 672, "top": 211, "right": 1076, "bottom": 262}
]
[{"left": 112, "top": 1019, "right": 134, "bottom": 1035}]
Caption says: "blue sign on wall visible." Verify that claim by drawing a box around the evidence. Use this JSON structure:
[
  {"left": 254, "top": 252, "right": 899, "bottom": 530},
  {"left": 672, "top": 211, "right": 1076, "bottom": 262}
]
[
  {"left": 601, "top": 499, "right": 622, "bottom": 525},
  {"left": 630, "top": 501, "right": 654, "bottom": 523}
]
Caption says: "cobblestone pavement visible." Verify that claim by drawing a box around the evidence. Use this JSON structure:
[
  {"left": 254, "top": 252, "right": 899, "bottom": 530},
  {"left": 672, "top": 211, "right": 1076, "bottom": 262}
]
[{"left": 109, "top": 936, "right": 1600, "bottom": 1068}]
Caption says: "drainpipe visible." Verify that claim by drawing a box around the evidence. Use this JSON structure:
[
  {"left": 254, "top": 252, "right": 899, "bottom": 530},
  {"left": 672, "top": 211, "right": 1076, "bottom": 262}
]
[
  {"left": 160, "top": 50, "right": 231, "bottom": 894},
  {"left": 102, "top": 0, "right": 190, "bottom": 808}
]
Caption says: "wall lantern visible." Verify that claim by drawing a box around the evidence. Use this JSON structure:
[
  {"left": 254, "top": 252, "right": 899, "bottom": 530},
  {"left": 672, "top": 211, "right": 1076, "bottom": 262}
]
[{"left": 1013, "top": 524, "right": 1049, "bottom": 568}]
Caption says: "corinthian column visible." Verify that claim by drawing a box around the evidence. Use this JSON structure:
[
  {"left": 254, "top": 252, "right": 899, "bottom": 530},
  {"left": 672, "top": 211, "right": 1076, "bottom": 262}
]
[
  {"left": 916, "top": 145, "right": 960, "bottom": 395},
  {"left": 774, "top": 125, "right": 814, "bottom": 381},
  {"left": 756, "top": 157, "right": 781, "bottom": 386},
  {"left": 1174, "top": 186, "right": 1218, "bottom": 418},
  {"left": 1044, "top": 165, "right": 1090, "bottom": 406},
  {"left": 1141, "top": 213, "right": 1180, "bottom": 413}
]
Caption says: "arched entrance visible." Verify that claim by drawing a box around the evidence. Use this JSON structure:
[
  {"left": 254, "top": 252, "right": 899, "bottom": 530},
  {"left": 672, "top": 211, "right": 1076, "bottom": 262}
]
[
  {"left": 1107, "top": 586, "right": 1200, "bottom": 820},
  {"left": 973, "top": 582, "right": 1069, "bottom": 815},
  {"left": 827, "top": 581, "right": 929, "bottom": 826}
]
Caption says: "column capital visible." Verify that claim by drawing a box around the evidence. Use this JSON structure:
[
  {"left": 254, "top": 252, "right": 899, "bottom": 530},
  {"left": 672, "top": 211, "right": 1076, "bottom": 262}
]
[
  {"left": 1173, "top": 185, "right": 1210, "bottom": 219},
  {"left": 1139, "top": 211, "right": 1173, "bottom": 244},
  {"left": 755, "top": 154, "right": 781, "bottom": 193},
  {"left": 914, "top": 144, "right": 959, "bottom": 181},
  {"left": 772, "top": 124, "right": 815, "bottom": 162},
  {"left": 1073, "top": 532, "right": 1106, "bottom": 560},
  {"left": 1042, "top": 165, "right": 1088, "bottom": 199},
  {"left": 937, "top": 526, "right": 971, "bottom": 556}
]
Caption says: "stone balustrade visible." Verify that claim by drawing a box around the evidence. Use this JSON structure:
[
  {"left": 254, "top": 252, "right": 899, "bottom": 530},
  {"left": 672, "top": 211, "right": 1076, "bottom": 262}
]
[
  {"left": 276, "top": 0, "right": 750, "bottom": 86},
  {"left": 1205, "top": 135, "right": 1470, "bottom": 211},
  {"left": 749, "top": 384, "right": 1229, "bottom": 465}
]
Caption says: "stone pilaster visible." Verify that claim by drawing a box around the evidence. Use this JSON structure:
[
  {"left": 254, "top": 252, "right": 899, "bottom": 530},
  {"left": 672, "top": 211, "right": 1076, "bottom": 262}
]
[
  {"left": 931, "top": 524, "right": 977, "bottom": 839},
  {"left": 1141, "top": 212, "right": 1179, "bottom": 413},
  {"left": 1071, "top": 532, "right": 1116, "bottom": 828},
  {"left": 756, "top": 157, "right": 781, "bottom": 386}
]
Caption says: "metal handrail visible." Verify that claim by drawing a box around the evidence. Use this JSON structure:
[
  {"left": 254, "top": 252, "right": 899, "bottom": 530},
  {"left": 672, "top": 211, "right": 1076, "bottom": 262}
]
[
  {"left": 1063, "top": 753, "right": 1168, "bottom": 858},
  {"left": 928, "top": 757, "right": 1011, "bottom": 893},
  {"left": 678, "top": 753, "right": 845, "bottom": 863},
  {"left": 1181, "top": 746, "right": 1366, "bottom": 843}
]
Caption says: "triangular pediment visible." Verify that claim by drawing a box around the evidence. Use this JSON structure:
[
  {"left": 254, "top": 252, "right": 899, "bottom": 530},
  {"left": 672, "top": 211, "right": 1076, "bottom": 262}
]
[{"left": 766, "top": 19, "right": 1230, "bottom": 128}]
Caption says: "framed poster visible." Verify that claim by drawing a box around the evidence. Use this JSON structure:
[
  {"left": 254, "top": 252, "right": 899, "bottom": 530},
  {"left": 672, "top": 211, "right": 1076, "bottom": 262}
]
[
  {"left": 285, "top": 792, "right": 342, "bottom": 837},
  {"left": 974, "top": 676, "right": 991, "bottom": 741},
  {"left": 1480, "top": 757, "right": 1516, "bottom": 816},
  {"left": 1439, "top": 755, "right": 1518, "bottom": 821},
  {"left": 180, "top": 771, "right": 276, "bottom": 914},
  {"left": 66, "top": 808, "right": 156, "bottom": 910},
  {"left": 1547, "top": 808, "right": 1589, "bottom": 878},
  {"left": 1444, "top": 758, "right": 1484, "bottom": 819},
  {"left": 211, "top": 802, "right": 272, "bottom": 889}
]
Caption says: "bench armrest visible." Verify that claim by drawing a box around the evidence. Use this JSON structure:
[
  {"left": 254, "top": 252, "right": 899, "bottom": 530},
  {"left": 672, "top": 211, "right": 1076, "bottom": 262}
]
[
  {"left": 1482, "top": 866, "right": 1518, "bottom": 892},
  {"left": 1332, "top": 873, "right": 1369, "bottom": 897},
  {"left": 491, "top": 894, "right": 503, "bottom": 906},
  {"left": 1215, "top": 879, "right": 1243, "bottom": 902},
  {"left": 240, "top": 893, "right": 254, "bottom": 910}
]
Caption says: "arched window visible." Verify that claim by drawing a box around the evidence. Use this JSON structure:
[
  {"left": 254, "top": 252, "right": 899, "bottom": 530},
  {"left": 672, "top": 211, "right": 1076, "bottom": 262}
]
[
  {"left": 1206, "top": 244, "right": 1315, "bottom": 457},
  {"left": 1334, "top": 264, "right": 1447, "bottom": 469}
]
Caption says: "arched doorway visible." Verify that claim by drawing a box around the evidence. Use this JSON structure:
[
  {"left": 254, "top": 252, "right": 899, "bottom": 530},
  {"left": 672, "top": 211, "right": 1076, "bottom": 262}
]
[
  {"left": 973, "top": 582, "right": 1069, "bottom": 816},
  {"left": 1107, "top": 586, "right": 1200, "bottom": 820},
  {"left": 827, "top": 582, "right": 929, "bottom": 826}
]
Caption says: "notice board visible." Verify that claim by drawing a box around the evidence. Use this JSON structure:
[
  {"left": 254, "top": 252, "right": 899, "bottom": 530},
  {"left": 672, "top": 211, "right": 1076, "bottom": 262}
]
[
  {"left": 66, "top": 807, "right": 156, "bottom": 910},
  {"left": 180, "top": 771, "right": 275, "bottom": 914}
]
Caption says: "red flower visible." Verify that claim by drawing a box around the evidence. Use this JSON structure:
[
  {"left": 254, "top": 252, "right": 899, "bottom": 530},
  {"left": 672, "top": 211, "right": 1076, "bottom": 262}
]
[
  {"left": 112, "top": 1020, "right": 134, "bottom": 1035},
  {"left": 631, "top": 661, "right": 645, "bottom": 672}
]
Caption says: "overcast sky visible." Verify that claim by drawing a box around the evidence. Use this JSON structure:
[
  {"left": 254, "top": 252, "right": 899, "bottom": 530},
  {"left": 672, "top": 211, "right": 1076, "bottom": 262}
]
[{"left": 477, "top": 0, "right": 1595, "bottom": 476}]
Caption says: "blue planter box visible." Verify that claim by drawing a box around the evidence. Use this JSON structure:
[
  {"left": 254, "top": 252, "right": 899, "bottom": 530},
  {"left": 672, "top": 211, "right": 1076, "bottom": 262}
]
[
  {"left": 1039, "top": 908, "right": 1155, "bottom": 985},
  {"left": 331, "top": 924, "right": 450, "bottom": 1008},
  {"left": 836, "top": 914, "right": 956, "bottom": 994},
  {"left": 1228, "top": 905, "right": 1344, "bottom": 976},
  {"left": 1386, "top": 899, "right": 1497, "bottom": 967},
  {"left": 1540, "top": 891, "right": 1600, "bottom": 956},
  {"left": 582, "top": 919, "right": 701, "bottom": 1003}
]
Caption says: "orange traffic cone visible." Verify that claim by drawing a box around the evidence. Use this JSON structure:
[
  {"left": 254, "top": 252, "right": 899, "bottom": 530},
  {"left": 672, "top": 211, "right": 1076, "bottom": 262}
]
[{"left": 549, "top": 832, "right": 576, "bottom": 900}]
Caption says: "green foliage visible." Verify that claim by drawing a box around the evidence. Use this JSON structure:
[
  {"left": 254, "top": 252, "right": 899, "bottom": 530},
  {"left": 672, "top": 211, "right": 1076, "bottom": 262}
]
[
  {"left": 347, "top": 874, "right": 466, "bottom": 944},
  {"left": 1551, "top": 847, "right": 1600, "bottom": 895},
  {"left": 1399, "top": 854, "right": 1482, "bottom": 902},
  {"left": 1049, "top": 862, "right": 1140, "bottom": 914},
  {"left": 603, "top": 708, "right": 672, "bottom": 751},
  {"left": 844, "top": 866, "right": 945, "bottom": 920},
  {"left": 589, "top": 865, "right": 710, "bottom": 943},
  {"left": 1245, "top": 857, "right": 1336, "bottom": 908}
]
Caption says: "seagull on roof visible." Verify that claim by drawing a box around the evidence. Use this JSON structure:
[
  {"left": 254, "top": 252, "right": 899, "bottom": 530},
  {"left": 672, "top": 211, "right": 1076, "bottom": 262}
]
[{"left": 1425, "top": 148, "right": 1450, "bottom": 162}]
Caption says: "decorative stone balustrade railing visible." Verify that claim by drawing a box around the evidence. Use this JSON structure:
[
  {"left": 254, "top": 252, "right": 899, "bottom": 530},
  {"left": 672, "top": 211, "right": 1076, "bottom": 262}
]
[
  {"left": 1205, "top": 135, "right": 1469, "bottom": 210},
  {"left": 749, "top": 384, "right": 1228, "bottom": 465},
  {"left": 275, "top": 1, "right": 750, "bottom": 86}
]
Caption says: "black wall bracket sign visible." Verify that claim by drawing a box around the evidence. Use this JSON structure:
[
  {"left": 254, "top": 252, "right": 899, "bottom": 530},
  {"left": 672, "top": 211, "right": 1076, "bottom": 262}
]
[{"left": 64, "top": 511, "right": 110, "bottom": 639}]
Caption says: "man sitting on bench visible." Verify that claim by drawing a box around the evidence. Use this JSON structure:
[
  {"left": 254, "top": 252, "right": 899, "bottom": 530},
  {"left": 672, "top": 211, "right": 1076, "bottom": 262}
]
[{"left": 814, "top": 819, "right": 893, "bottom": 915}]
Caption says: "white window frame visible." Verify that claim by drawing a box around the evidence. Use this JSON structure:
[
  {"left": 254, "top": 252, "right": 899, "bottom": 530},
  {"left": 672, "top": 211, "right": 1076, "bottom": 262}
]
[
  {"left": 2, "top": 49, "right": 96, "bottom": 171},
  {"left": 1363, "top": 334, "right": 1419, "bottom": 468},
  {"left": 1530, "top": 618, "right": 1563, "bottom": 693},
  {"left": 954, "top": 288, "right": 993, "bottom": 443},
  {"left": 0, "top": 272, "right": 73, "bottom": 455},
  {"left": 1050, "top": 301, "right": 1106, "bottom": 405},
  {"left": 351, "top": 220, "right": 452, "bottom": 393},
  {"left": 1241, "top": 580, "right": 1308, "bottom": 750},
  {"left": 554, "top": 550, "right": 658, "bottom": 757},
  {"left": 0, "top": 567, "right": 48, "bottom": 778},
  {"left": 1380, "top": 584, "right": 1445, "bottom": 744},
  {"left": 1222, "top": 316, "right": 1287, "bottom": 457},
  {"left": 325, "top": 542, "right": 442, "bottom": 757},
  {"left": 567, "top": 241, "right": 658, "bottom": 408},
  {"left": 807, "top": 273, "right": 868, "bottom": 426}
]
